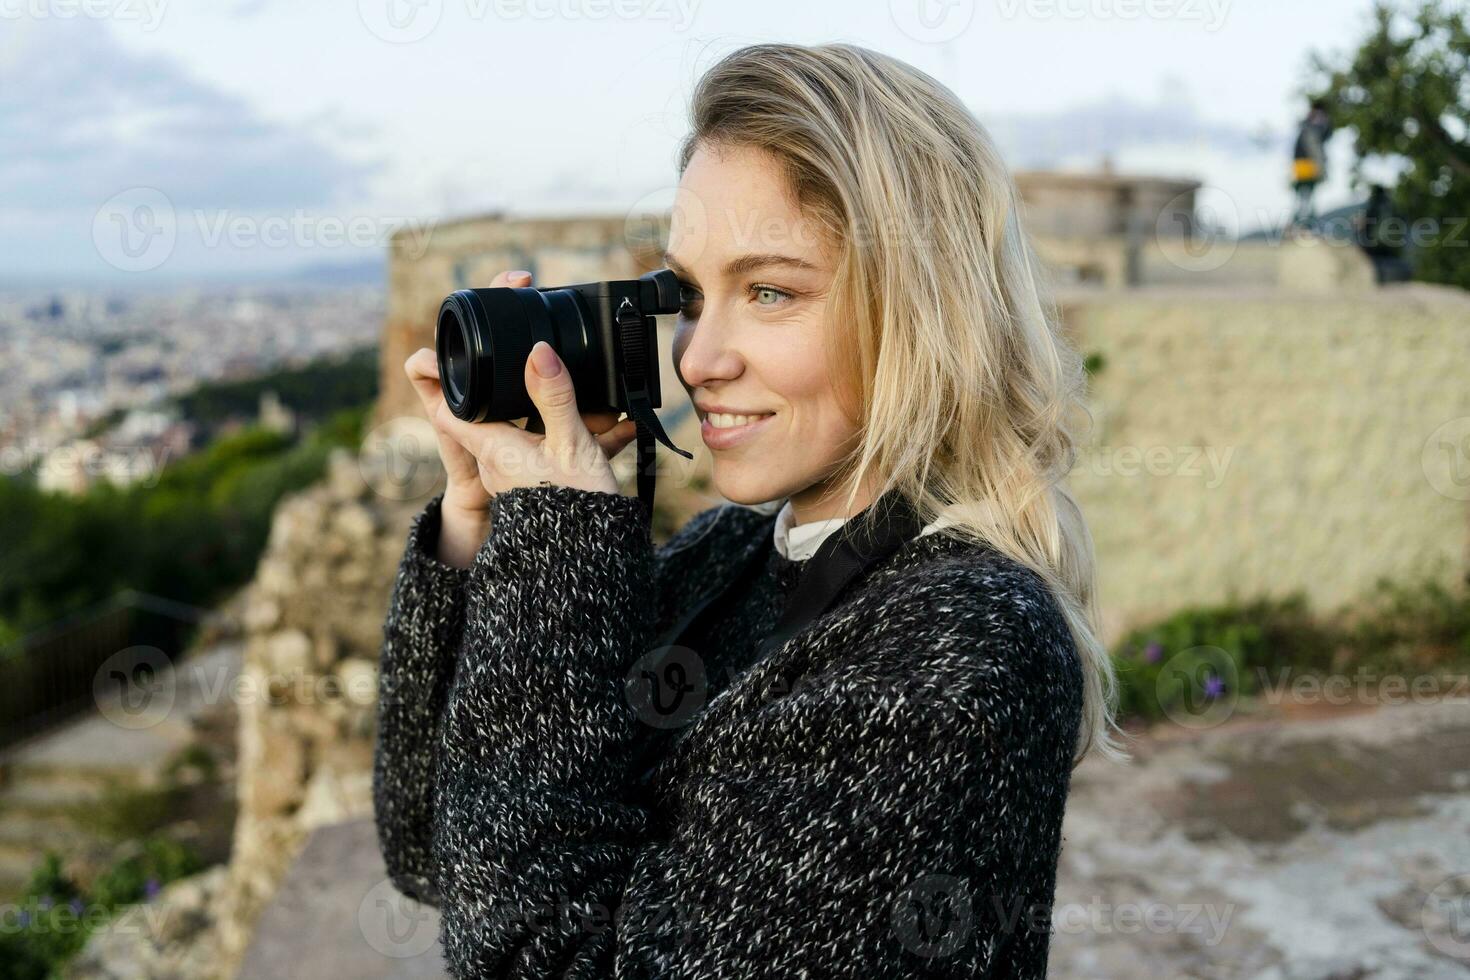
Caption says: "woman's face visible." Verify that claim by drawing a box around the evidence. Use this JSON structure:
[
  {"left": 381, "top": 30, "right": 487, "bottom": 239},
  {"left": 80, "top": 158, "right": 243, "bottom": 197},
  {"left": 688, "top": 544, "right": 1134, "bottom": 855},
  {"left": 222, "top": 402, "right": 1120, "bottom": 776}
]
[{"left": 667, "top": 142, "right": 861, "bottom": 518}]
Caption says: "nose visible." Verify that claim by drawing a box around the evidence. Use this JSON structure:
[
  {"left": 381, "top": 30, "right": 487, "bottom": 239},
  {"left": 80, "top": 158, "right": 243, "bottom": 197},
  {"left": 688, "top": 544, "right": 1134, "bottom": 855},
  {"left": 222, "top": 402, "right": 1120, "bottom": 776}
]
[{"left": 673, "top": 312, "right": 744, "bottom": 394}]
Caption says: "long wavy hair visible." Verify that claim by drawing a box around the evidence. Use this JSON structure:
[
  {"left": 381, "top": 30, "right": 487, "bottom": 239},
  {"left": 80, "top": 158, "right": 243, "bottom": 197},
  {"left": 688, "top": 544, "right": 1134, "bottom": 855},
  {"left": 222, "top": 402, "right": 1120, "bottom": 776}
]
[{"left": 677, "top": 42, "right": 1129, "bottom": 765}]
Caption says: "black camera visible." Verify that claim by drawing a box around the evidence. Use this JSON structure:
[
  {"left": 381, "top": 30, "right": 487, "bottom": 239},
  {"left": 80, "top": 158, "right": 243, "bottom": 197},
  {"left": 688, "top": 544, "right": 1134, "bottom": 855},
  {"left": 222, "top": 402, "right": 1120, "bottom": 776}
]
[{"left": 435, "top": 268, "right": 692, "bottom": 512}]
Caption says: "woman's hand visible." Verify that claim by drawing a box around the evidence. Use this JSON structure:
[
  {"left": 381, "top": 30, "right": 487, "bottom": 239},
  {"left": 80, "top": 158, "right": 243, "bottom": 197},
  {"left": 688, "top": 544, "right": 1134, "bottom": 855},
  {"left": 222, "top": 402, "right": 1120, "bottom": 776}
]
[{"left": 404, "top": 270, "right": 639, "bottom": 567}]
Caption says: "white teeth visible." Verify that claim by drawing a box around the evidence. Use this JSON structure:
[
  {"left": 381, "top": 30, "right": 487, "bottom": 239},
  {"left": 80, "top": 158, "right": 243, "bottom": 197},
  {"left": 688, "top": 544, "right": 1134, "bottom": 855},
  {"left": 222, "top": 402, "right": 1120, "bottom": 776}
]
[{"left": 708, "top": 412, "right": 770, "bottom": 429}]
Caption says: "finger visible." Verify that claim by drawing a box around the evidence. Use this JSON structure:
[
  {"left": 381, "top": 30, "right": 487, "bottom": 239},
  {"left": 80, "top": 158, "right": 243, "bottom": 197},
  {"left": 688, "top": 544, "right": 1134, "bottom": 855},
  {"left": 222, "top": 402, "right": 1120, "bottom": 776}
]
[
  {"left": 432, "top": 400, "right": 527, "bottom": 466},
  {"left": 523, "top": 342, "right": 587, "bottom": 449},
  {"left": 581, "top": 411, "right": 623, "bottom": 436},
  {"left": 492, "top": 269, "right": 533, "bottom": 288},
  {"left": 404, "top": 349, "right": 445, "bottom": 416},
  {"left": 594, "top": 419, "right": 639, "bottom": 458},
  {"left": 405, "top": 347, "right": 439, "bottom": 380}
]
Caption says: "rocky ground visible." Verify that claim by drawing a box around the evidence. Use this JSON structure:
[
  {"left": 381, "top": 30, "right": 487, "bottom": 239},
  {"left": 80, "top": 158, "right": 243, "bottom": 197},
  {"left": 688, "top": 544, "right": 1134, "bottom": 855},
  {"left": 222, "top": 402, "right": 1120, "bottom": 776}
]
[{"left": 1049, "top": 697, "right": 1470, "bottom": 979}]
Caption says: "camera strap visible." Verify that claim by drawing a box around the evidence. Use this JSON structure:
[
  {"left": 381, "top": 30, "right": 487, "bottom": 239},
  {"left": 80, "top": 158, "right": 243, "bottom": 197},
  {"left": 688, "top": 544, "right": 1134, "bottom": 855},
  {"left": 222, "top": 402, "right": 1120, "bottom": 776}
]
[
  {"left": 663, "top": 487, "right": 925, "bottom": 659},
  {"left": 758, "top": 487, "right": 925, "bottom": 656},
  {"left": 615, "top": 297, "right": 693, "bottom": 522}
]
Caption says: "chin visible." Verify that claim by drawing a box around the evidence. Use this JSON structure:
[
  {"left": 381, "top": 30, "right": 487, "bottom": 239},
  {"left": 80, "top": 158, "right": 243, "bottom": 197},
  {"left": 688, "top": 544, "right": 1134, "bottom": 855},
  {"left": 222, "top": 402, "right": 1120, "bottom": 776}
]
[{"left": 709, "top": 460, "right": 784, "bottom": 507}]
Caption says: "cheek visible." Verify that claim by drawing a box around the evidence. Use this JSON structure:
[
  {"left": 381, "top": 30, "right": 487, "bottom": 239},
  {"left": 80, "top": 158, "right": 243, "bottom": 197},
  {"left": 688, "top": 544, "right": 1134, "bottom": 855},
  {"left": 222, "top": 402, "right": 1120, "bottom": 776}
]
[{"left": 769, "top": 341, "right": 854, "bottom": 444}]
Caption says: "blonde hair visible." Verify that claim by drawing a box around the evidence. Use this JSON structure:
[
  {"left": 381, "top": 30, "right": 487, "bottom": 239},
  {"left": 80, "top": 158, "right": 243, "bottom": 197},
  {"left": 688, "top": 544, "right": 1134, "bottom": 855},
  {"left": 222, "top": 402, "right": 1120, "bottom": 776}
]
[{"left": 678, "top": 42, "right": 1130, "bottom": 766}]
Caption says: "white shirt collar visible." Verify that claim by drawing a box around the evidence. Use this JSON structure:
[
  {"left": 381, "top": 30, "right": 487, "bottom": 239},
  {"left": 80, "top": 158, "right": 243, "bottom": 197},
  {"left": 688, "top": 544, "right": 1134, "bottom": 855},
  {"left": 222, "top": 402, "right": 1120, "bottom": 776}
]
[
  {"left": 770, "top": 497, "right": 960, "bottom": 561},
  {"left": 772, "top": 499, "right": 851, "bottom": 561}
]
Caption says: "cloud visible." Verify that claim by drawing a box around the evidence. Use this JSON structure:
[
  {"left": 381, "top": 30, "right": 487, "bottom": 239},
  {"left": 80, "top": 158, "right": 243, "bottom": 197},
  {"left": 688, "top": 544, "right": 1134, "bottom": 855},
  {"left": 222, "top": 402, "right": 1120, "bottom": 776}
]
[
  {"left": 981, "top": 89, "right": 1280, "bottom": 173},
  {"left": 0, "top": 18, "right": 379, "bottom": 214}
]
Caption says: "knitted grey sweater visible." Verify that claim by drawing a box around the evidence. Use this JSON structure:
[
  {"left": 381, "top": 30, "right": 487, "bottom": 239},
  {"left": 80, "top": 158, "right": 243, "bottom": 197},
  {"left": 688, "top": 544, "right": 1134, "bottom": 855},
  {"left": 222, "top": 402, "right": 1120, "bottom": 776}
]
[{"left": 373, "top": 483, "right": 1083, "bottom": 978}]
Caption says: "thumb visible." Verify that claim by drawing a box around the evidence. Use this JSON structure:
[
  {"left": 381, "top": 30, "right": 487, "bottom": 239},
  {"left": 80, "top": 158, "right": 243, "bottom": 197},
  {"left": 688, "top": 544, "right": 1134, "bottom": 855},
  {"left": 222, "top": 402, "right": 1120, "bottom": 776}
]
[{"left": 524, "top": 342, "right": 585, "bottom": 446}]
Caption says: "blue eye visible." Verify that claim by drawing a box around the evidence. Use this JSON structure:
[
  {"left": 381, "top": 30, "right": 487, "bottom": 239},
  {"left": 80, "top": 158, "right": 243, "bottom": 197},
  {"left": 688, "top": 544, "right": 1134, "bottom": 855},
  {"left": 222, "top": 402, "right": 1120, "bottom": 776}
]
[{"left": 752, "top": 285, "right": 791, "bottom": 306}]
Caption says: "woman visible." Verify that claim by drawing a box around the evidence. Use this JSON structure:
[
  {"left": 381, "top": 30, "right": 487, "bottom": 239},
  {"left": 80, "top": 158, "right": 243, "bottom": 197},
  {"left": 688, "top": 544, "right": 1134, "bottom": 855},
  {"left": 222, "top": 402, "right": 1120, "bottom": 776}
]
[{"left": 373, "top": 42, "right": 1127, "bottom": 978}]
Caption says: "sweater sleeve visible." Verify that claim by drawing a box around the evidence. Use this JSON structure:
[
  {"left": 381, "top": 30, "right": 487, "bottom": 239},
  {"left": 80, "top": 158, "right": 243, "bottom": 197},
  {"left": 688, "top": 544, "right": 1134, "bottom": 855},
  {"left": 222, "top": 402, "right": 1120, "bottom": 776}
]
[
  {"left": 373, "top": 492, "right": 474, "bottom": 907},
  {"left": 430, "top": 482, "right": 1084, "bottom": 978}
]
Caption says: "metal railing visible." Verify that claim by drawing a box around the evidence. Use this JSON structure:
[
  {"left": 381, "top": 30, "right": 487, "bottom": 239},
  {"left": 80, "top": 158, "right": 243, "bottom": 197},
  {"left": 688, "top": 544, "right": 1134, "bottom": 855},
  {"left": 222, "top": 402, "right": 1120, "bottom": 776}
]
[{"left": 0, "top": 591, "right": 208, "bottom": 750}]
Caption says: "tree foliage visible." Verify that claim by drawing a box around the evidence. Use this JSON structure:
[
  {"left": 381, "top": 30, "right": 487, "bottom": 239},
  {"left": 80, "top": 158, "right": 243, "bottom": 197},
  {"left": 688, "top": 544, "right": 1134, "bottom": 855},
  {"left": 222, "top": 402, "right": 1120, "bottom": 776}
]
[
  {"left": 1309, "top": 1, "right": 1470, "bottom": 289},
  {"left": 0, "top": 406, "right": 369, "bottom": 645}
]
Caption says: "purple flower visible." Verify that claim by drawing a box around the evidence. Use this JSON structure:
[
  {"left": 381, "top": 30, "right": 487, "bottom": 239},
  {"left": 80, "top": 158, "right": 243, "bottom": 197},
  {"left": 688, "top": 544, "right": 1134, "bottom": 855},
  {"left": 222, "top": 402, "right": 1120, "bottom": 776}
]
[
  {"left": 1143, "top": 642, "right": 1163, "bottom": 663},
  {"left": 144, "top": 878, "right": 161, "bottom": 900},
  {"left": 1203, "top": 674, "right": 1226, "bottom": 698},
  {"left": 69, "top": 897, "right": 84, "bottom": 916}
]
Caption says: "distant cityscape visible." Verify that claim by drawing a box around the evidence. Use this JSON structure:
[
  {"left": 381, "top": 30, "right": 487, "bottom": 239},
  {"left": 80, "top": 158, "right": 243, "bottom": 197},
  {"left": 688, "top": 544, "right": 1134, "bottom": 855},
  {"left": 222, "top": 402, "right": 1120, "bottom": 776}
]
[{"left": 0, "top": 285, "right": 383, "bottom": 494}]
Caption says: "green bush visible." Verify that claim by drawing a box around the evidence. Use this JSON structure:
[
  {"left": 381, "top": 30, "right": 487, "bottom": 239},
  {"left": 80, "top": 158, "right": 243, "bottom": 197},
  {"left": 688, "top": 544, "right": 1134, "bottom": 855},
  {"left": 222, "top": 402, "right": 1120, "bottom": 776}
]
[
  {"left": 174, "top": 347, "right": 377, "bottom": 438},
  {"left": 89, "top": 837, "right": 203, "bottom": 909},
  {"left": 0, "top": 838, "right": 205, "bottom": 978},
  {"left": 163, "top": 743, "right": 220, "bottom": 786},
  {"left": 70, "top": 744, "right": 221, "bottom": 841},
  {"left": 1112, "top": 579, "right": 1470, "bottom": 725},
  {"left": 0, "top": 742, "right": 219, "bottom": 976},
  {"left": 1346, "top": 575, "right": 1470, "bottom": 670},
  {"left": 0, "top": 935, "right": 50, "bottom": 980},
  {"left": 1111, "top": 596, "right": 1331, "bottom": 723},
  {"left": 0, "top": 854, "right": 91, "bottom": 976}
]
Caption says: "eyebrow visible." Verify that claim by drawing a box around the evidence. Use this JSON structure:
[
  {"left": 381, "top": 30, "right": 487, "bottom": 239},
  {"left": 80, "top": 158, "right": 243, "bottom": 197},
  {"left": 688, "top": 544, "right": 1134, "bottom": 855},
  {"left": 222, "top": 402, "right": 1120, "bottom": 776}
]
[{"left": 663, "top": 251, "right": 822, "bottom": 281}]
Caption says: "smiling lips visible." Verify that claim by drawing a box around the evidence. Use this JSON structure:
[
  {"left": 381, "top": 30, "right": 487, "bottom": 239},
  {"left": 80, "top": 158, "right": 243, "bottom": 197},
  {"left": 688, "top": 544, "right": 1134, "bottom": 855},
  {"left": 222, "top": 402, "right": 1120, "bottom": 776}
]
[
  {"left": 699, "top": 410, "right": 775, "bottom": 450},
  {"left": 706, "top": 412, "right": 769, "bottom": 429}
]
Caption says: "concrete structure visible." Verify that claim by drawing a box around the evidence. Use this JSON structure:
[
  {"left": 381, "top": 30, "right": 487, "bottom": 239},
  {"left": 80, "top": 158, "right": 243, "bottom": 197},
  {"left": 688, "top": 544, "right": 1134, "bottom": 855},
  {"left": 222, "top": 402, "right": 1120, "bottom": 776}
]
[{"left": 1014, "top": 169, "right": 1199, "bottom": 239}]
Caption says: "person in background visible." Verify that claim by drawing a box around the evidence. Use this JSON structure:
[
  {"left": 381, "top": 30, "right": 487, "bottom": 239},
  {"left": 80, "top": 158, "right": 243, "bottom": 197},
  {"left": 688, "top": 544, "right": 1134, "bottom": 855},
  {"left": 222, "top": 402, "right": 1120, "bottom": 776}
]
[
  {"left": 1289, "top": 100, "right": 1333, "bottom": 234},
  {"left": 1354, "top": 183, "right": 1413, "bottom": 283}
]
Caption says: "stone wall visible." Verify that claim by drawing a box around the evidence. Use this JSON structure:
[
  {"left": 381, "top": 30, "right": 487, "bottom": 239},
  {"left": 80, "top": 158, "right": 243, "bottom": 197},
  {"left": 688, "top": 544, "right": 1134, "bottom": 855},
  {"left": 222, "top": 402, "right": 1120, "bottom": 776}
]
[
  {"left": 1061, "top": 281, "right": 1470, "bottom": 639},
  {"left": 1013, "top": 169, "right": 1199, "bottom": 239},
  {"left": 202, "top": 450, "right": 428, "bottom": 978}
]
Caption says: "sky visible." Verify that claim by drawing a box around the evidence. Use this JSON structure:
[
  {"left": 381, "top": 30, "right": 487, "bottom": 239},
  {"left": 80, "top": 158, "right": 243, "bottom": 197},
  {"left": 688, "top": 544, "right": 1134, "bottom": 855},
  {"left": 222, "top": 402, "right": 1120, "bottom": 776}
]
[{"left": 0, "top": 0, "right": 1394, "bottom": 284}]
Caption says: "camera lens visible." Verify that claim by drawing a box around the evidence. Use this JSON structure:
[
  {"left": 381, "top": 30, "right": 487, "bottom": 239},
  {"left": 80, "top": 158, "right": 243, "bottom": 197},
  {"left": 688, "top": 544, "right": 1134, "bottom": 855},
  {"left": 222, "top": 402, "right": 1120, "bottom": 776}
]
[
  {"left": 435, "top": 285, "right": 598, "bottom": 423},
  {"left": 436, "top": 291, "right": 496, "bottom": 421},
  {"left": 438, "top": 306, "right": 470, "bottom": 406}
]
